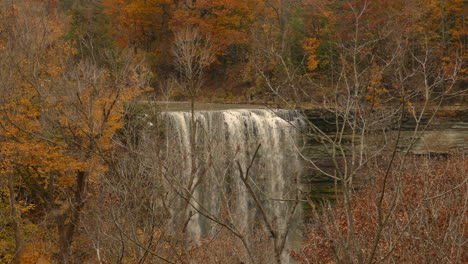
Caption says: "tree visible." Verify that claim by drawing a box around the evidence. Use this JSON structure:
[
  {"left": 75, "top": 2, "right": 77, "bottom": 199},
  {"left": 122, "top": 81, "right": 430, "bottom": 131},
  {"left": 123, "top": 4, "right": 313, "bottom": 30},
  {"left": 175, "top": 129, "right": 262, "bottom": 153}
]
[
  {"left": 172, "top": 28, "right": 215, "bottom": 215},
  {"left": 81, "top": 103, "right": 183, "bottom": 264},
  {"left": 66, "top": 0, "right": 117, "bottom": 65},
  {"left": 172, "top": 27, "right": 216, "bottom": 100},
  {"left": 0, "top": 1, "right": 149, "bottom": 262},
  {"left": 102, "top": 0, "right": 173, "bottom": 51},
  {"left": 243, "top": 0, "right": 311, "bottom": 102},
  {"left": 293, "top": 154, "right": 467, "bottom": 263},
  {"left": 285, "top": 0, "right": 465, "bottom": 263},
  {"left": 171, "top": 0, "right": 265, "bottom": 55}
]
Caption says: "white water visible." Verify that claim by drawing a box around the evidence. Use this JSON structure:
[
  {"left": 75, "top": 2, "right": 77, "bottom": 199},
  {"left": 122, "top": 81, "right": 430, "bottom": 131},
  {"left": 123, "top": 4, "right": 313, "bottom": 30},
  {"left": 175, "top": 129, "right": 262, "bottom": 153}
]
[{"left": 162, "top": 109, "right": 304, "bottom": 261}]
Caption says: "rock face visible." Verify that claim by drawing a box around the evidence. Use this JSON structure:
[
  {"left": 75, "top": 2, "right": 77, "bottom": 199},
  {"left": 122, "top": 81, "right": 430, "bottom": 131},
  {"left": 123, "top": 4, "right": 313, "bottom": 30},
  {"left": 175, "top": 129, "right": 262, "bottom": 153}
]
[{"left": 301, "top": 107, "right": 468, "bottom": 132}]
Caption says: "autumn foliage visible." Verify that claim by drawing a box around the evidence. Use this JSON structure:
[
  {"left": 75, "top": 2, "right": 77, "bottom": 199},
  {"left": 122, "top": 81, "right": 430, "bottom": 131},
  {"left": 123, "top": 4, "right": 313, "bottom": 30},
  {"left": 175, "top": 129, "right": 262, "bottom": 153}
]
[
  {"left": 99, "top": 0, "right": 465, "bottom": 101},
  {"left": 0, "top": 0, "right": 466, "bottom": 263},
  {"left": 292, "top": 154, "right": 467, "bottom": 263},
  {"left": 0, "top": 1, "right": 149, "bottom": 262}
]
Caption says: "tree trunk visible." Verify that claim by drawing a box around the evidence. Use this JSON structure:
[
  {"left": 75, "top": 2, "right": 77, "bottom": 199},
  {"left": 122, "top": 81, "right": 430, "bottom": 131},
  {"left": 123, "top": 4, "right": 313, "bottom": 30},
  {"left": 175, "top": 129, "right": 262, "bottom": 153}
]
[
  {"left": 8, "top": 174, "right": 23, "bottom": 264},
  {"left": 56, "top": 170, "right": 87, "bottom": 263}
]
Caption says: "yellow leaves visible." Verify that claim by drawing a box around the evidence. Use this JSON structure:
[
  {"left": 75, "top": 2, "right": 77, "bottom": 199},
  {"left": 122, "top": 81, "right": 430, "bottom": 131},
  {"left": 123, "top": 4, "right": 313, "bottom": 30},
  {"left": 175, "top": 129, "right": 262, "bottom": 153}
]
[
  {"left": 411, "top": 0, "right": 465, "bottom": 47},
  {"left": 104, "top": 0, "right": 266, "bottom": 54},
  {"left": 1, "top": 8, "right": 148, "bottom": 259},
  {"left": 403, "top": 101, "right": 416, "bottom": 115},
  {"left": 103, "top": 0, "right": 172, "bottom": 48},
  {"left": 46, "top": 63, "right": 63, "bottom": 77},
  {"left": 47, "top": 19, "right": 62, "bottom": 39},
  {"left": 302, "top": 37, "right": 321, "bottom": 72},
  {"left": 1, "top": 140, "right": 86, "bottom": 178},
  {"left": 1, "top": 79, "right": 90, "bottom": 183},
  {"left": 17, "top": 201, "right": 35, "bottom": 215},
  {"left": 57, "top": 175, "right": 75, "bottom": 187},
  {"left": 18, "top": 240, "right": 52, "bottom": 264},
  {"left": 0, "top": 247, "right": 14, "bottom": 264},
  {"left": 0, "top": 3, "right": 150, "bottom": 262},
  {"left": 369, "top": 65, "right": 382, "bottom": 87},
  {"left": 137, "top": 228, "right": 145, "bottom": 243},
  {"left": 365, "top": 63, "right": 387, "bottom": 107},
  {"left": 62, "top": 42, "right": 78, "bottom": 55}
]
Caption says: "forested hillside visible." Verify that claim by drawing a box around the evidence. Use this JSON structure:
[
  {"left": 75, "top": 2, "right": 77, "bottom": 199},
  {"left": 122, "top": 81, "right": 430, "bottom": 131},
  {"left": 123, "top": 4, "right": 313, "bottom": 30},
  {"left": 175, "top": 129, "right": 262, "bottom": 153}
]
[
  {"left": 97, "top": 0, "right": 466, "bottom": 103},
  {"left": 0, "top": 0, "right": 466, "bottom": 264},
  {"left": 9, "top": 0, "right": 464, "bottom": 103}
]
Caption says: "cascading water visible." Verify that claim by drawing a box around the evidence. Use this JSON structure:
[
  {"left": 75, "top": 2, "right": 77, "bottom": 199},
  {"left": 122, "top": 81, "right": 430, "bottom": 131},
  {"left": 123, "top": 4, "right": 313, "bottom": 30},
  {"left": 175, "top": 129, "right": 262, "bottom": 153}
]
[{"left": 161, "top": 108, "right": 305, "bottom": 262}]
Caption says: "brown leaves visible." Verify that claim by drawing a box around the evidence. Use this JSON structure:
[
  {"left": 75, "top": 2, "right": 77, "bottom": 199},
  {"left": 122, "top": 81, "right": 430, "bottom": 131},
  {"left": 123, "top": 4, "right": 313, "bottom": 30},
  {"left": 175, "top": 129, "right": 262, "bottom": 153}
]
[
  {"left": 103, "top": 0, "right": 173, "bottom": 49},
  {"left": 294, "top": 155, "right": 467, "bottom": 263},
  {"left": 103, "top": 0, "right": 266, "bottom": 56},
  {"left": 171, "top": 0, "right": 263, "bottom": 54}
]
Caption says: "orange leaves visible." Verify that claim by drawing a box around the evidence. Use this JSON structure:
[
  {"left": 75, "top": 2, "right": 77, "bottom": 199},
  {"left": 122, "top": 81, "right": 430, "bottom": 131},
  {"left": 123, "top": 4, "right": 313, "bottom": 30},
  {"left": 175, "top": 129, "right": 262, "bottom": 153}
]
[
  {"left": 365, "top": 63, "right": 387, "bottom": 107},
  {"left": 103, "top": 0, "right": 173, "bottom": 49},
  {"left": 0, "top": 0, "right": 147, "bottom": 196},
  {"left": 171, "top": 0, "right": 263, "bottom": 54},
  {"left": 409, "top": 0, "right": 465, "bottom": 49},
  {"left": 302, "top": 37, "right": 321, "bottom": 72},
  {"left": 45, "top": 63, "right": 63, "bottom": 77},
  {"left": 18, "top": 239, "right": 52, "bottom": 264},
  {"left": 0, "top": 1, "right": 151, "bottom": 262},
  {"left": 57, "top": 175, "right": 75, "bottom": 187},
  {"left": 103, "top": 0, "right": 265, "bottom": 55},
  {"left": 1, "top": 141, "right": 84, "bottom": 174}
]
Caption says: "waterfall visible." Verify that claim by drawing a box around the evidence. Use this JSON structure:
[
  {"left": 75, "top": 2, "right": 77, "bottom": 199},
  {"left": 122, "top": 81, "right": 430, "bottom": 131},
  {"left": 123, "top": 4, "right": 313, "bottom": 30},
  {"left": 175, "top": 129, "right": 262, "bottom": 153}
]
[{"left": 161, "top": 108, "right": 304, "bottom": 261}]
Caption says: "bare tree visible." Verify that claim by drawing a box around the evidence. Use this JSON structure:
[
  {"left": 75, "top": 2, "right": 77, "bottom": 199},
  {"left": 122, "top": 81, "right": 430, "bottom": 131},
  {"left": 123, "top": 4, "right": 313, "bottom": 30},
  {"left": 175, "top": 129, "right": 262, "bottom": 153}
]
[
  {"left": 171, "top": 26, "right": 216, "bottom": 245},
  {"left": 82, "top": 103, "right": 184, "bottom": 264},
  {"left": 279, "top": 1, "right": 466, "bottom": 263},
  {"left": 172, "top": 27, "right": 216, "bottom": 105}
]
